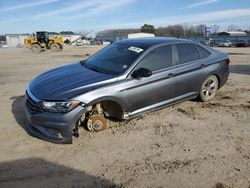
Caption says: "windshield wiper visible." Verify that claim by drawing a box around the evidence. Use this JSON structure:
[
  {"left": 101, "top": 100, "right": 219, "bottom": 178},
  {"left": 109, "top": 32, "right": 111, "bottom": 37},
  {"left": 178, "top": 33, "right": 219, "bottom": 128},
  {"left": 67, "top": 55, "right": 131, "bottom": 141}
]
[
  {"left": 83, "top": 63, "right": 103, "bottom": 73},
  {"left": 79, "top": 60, "right": 85, "bottom": 65}
]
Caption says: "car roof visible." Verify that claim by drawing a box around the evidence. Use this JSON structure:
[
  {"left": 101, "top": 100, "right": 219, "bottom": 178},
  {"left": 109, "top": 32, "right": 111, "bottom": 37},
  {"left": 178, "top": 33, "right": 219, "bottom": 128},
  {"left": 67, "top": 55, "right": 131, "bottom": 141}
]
[{"left": 116, "top": 37, "right": 191, "bottom": 49}]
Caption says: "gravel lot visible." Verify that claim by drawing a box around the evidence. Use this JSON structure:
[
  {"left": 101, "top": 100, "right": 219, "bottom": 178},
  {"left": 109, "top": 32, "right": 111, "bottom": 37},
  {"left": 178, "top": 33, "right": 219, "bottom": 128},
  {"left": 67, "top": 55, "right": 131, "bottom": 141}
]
[{"left": 0, "top": 45, "right": 249, "bottom": 188}]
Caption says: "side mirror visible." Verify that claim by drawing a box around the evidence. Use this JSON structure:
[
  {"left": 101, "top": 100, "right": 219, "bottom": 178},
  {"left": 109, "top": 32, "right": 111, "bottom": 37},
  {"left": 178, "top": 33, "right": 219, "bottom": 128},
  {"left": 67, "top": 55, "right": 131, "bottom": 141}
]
[{"left": 131, "top": 68, "right": 152, "bottom": 78}]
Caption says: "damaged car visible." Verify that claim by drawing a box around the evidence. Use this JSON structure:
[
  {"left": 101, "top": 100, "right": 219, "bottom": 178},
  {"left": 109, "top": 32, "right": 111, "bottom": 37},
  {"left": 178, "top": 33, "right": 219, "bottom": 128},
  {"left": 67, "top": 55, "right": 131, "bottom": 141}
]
[{"left": 25, "top": 37, "right": 230, "bottom": 143}]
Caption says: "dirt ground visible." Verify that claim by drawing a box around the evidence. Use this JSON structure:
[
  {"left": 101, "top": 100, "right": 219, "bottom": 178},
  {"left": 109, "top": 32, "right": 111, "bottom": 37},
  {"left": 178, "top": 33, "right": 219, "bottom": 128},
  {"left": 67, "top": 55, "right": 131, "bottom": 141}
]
[{"left": 0, "top": 45, "right": 249, "bottom": 188}]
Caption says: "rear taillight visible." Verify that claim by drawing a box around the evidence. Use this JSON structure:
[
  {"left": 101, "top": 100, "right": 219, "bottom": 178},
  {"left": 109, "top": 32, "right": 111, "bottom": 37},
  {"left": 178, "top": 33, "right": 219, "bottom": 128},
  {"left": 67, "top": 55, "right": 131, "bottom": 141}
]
[{"left": 225, "top": 58, "right": 230, "bottom": 65}]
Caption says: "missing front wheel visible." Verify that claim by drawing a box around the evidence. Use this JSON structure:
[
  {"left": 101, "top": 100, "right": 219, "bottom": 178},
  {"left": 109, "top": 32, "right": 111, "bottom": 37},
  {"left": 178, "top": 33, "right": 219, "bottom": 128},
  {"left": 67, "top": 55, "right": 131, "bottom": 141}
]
[{"left": 75, "top": 103, "right": 108, "bottom": 136}]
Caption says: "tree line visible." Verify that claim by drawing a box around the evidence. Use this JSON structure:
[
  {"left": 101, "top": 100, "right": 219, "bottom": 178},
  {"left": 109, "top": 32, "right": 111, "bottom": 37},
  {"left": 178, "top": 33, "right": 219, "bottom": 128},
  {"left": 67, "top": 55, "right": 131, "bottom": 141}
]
[{"left": 97, "top": 24, "right": 250, "bottom": 38}]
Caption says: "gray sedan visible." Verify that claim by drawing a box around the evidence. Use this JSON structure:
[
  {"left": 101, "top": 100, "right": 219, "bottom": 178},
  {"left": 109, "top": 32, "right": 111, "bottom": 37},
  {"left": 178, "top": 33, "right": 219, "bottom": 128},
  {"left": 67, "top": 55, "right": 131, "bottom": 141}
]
[{"left": 25, "top": 37, "right": 230, "bottom": 143}]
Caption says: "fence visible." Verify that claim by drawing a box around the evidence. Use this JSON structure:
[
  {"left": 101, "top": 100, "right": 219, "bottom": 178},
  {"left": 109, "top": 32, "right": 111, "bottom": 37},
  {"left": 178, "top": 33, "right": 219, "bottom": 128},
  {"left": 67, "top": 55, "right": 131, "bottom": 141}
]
[{"left": 182, "top": 35, "right": 250, "bottom": 46}]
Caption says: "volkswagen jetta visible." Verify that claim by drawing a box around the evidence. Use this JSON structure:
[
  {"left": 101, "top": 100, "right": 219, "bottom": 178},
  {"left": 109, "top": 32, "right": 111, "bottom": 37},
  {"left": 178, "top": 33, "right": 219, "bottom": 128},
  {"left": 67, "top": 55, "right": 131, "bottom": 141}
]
[{"left": 25, "top": 37, "right": 230, "bottom": 143}]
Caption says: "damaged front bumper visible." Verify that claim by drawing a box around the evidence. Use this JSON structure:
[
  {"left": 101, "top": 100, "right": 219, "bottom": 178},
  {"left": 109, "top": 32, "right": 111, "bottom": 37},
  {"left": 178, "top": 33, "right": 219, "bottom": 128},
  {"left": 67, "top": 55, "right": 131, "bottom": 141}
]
[
  {"left": 25, "top": 105, "right": 86, "bottom": 144},
  {"left": 24, "top": 91, "right": 86, "bottom": 144}
]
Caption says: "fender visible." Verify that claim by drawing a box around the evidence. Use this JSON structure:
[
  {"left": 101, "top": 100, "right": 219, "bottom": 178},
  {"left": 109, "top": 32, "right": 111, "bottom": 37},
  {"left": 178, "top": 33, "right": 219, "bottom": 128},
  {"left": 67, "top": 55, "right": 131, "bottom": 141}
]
[{"left": 87, "top": 96, "right": 128, "bottom": 113}]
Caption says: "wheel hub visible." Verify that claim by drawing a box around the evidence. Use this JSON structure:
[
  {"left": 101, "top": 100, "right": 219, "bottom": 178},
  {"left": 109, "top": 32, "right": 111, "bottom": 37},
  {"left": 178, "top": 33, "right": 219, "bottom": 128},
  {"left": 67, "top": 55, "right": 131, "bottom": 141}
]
[
  {"left": 203, "top": 78, "right": 217, "bottom": 97},
  {"left": 87, "top": 115, "right": 108, "bottom": 132}
]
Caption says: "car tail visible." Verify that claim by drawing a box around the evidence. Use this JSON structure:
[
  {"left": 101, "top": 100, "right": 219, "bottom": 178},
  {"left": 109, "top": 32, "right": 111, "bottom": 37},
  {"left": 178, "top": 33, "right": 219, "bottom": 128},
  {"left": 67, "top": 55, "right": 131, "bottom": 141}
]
[{"left": 225, "top": 58, "right": 230, "bottom": 65}]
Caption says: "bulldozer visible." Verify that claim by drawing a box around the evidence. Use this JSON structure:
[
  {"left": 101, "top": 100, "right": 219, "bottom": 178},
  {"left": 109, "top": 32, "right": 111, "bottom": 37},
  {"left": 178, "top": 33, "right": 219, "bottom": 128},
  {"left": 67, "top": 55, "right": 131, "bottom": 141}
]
[{"left": 24, "top": 31, "right": 64, "bottom": 53}]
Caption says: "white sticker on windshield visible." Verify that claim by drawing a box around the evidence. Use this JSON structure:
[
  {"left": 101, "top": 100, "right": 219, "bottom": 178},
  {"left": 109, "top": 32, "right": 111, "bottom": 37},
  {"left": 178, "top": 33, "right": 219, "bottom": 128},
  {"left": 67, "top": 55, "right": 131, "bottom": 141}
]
[
  {"left": 122, "top": 65, "right": 128, "bottom": 69},
  {"left": 128, "top": 46, "right": 144, "bottom": 53}
]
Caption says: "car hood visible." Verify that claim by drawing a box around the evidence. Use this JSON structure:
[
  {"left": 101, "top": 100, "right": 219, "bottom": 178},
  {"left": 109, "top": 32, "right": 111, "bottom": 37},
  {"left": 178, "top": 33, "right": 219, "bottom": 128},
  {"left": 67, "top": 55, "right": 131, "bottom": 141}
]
[{"left": 29, "top": 62, "right": 115, "bottom": 100}]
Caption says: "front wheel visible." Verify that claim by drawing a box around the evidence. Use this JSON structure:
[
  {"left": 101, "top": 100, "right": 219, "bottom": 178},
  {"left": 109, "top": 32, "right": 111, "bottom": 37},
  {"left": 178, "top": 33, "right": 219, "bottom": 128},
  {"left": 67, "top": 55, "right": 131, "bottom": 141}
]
[
  {"left": 198, "top": 75, "right": 218, "bottom": 102},
  {"left": 30, "top": 44, "right": 41, "bottom": 53},
  {"left": 50, "top": 43, "right": 60, "bottom": 52}
]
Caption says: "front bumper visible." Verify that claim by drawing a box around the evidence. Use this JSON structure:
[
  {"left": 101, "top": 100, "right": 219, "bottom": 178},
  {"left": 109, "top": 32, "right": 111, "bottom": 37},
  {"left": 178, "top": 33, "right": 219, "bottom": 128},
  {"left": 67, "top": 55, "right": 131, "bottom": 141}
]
[{"left": 25, "top": 105, "right": 86, "bottom": 144}]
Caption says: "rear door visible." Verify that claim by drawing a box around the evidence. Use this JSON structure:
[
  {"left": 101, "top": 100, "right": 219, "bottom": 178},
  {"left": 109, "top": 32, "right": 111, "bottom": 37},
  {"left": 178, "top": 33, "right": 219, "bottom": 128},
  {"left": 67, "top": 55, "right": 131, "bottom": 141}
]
[{"left": 173, "top": 43, "right": 210, "bottom": 100}]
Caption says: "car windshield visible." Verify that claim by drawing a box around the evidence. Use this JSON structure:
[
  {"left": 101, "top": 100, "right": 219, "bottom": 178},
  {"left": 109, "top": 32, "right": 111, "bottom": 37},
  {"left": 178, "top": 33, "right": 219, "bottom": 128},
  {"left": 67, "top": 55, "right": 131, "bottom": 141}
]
[{"left": 84, "top": 43, "right": 145, "bottom": 75}]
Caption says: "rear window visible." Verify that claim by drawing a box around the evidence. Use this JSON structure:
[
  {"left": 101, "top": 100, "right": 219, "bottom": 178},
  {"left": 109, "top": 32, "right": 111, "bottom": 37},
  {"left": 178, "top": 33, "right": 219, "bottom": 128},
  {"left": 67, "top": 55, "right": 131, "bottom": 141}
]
[
  {"left": 176, "top": 44, "right": 200, "bottom": 64},
  {"left": 196, "top": 45, "right": 211, "bottom": 59}
]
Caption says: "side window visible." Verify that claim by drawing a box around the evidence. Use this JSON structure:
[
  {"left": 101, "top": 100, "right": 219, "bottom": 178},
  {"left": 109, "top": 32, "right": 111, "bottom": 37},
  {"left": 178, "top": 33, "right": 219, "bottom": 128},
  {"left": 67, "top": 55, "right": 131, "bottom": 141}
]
[
  {"left": 196, "top": 45, "right": 211, "bottom": 59},
  {"left": 137, "top": 45, "right": 172, "bottom": 72},
  {"left": 176, "top": 44, "right": 200, "bottom": 64}
]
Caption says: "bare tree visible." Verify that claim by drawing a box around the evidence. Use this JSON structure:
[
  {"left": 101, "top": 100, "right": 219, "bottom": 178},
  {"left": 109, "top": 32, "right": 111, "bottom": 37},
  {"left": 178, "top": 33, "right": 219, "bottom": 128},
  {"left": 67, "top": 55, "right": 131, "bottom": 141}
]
[
  {"left": 211, "top": 24, "right": 220, "bottom": 35},
  {"left": 227, "top": 25, "right": 240, "bottom": 32},
  {"left": 96, "top": 24, "right": 232, "bottom": 38},
  {"left": 78, "top": 30, "right": 94, "bottom": 38},
  {"left": 182, "top": 23, "right": 188, "bottom": 37},
  {"left": 155, "top": 27, "right": 169, "bottom": 37},
  {"left": 156, "top": 25, "right": 184, "bottom": 37},
  {"left": 97, "top": 28, "right": 140, "bottom": 36},
  {"left": 195, "top": 24, "right": 207, "bottom": 36}
]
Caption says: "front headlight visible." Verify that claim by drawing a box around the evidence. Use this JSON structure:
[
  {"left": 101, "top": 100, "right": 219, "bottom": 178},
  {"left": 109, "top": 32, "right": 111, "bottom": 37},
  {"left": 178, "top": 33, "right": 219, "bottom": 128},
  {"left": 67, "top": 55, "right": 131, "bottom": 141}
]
[{"left": 40, "top": 100, "right": 80, "bottom": 113}]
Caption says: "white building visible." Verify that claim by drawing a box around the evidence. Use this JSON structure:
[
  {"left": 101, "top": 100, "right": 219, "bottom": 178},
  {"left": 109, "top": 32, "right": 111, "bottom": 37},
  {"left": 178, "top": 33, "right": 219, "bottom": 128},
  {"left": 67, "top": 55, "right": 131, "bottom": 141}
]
[
  {"left": 218, "top": 31, "right": 247, "bottom": 36},
  {"left": 96, "top": 32, "right": 155, "bottom": 42},
  {"left": 6, "top": 34, "right": 30, "bottom": 47},
  {"left": 128, "top": 33, "right": 155, "bottom": 39}
]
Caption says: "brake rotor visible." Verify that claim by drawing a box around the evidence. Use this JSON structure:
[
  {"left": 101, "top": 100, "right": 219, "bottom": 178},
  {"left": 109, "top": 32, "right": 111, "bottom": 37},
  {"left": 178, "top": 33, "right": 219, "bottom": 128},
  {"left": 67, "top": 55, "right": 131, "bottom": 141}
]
[{"left": 87, "top": 115, "right": 108, "bottom": 132}]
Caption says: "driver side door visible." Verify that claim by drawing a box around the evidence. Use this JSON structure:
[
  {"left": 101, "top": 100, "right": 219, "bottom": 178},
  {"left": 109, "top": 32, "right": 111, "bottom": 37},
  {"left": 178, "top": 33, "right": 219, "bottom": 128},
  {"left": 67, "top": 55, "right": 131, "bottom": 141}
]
[{"left": 120, "top": 44, "right": 176, "bottom": 115}]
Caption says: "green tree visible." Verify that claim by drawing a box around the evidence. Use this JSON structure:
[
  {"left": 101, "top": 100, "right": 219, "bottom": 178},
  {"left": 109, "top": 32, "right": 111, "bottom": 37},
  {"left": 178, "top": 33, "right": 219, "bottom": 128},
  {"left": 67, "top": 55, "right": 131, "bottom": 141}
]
[
  {"left": 59, "top": 31, "right": 74, "bottom": 35},
  {"left": 141, "top": 24, "right": 155, "bottom": 34}
]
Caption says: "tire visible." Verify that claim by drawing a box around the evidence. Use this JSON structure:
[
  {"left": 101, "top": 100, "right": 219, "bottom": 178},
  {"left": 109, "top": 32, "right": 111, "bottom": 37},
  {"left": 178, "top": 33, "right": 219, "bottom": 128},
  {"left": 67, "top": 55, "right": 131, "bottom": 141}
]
[
  {"left": 198, "top": 75, "right": 219, "bottom": 102},
  {"left": 30, "top": 44, "right": 41, "bottom": 53},
  {"left": 50, "top": 43, "right": 60, "bottom": 52}
]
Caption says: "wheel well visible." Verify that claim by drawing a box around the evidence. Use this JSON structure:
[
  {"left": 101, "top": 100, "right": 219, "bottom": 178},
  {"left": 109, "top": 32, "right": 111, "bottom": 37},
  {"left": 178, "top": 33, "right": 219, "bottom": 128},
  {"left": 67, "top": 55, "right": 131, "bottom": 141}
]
[
  {"left": 31, "top": 42, "right": 40, "bottom": 46},
  {"left": 213, "top": 74, "right": 221, "bottom": 88},
  {"left": 50, "top": 42, "right": 59, "bottom": 46},
  {"left": 88, "top": 100, "right": 124, "bottom": 120}
]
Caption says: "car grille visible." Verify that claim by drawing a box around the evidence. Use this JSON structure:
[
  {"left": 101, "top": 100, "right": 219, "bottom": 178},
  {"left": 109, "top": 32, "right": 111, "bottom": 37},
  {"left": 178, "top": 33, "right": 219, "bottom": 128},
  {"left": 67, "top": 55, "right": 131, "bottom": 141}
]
[{"left": 26, "top": 93, "right": 43, "bottom": 113}]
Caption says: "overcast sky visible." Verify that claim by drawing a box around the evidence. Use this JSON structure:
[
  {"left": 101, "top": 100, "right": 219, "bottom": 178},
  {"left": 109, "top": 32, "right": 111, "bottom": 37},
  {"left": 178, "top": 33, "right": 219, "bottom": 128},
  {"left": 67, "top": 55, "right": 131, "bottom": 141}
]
[{"left": 0, "top": 0, "right": 250, "bottom": 34}]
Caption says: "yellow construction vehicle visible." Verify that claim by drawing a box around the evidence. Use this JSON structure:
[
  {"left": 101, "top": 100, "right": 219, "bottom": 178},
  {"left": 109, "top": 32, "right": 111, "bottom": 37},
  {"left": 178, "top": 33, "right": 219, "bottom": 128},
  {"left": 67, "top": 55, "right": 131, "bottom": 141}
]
[{"left": 24, "top": 31, "right": 64, "bottom": 53}]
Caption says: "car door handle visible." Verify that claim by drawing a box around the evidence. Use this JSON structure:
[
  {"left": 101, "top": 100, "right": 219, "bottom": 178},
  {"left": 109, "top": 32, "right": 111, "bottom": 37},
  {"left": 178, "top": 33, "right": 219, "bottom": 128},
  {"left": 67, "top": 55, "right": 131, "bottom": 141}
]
[
  {"left": 200, "top": 64, "right": 206, "bottom": 68},
  {"left": 168, "top": 73, "right": 175, "bottom": 77}
]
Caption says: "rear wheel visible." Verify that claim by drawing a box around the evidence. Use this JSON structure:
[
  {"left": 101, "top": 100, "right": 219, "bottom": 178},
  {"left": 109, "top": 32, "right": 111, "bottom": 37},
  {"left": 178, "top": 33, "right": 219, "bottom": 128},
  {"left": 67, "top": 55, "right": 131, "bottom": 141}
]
[
  {"left": 198, "top": 75, "right": 218, "bottom": 102},
  {"left": 50, "top": 43, "right": 60, "bottom": 52},
  {"left": 30, "top": 44, "right": 41, "bottom": 53}
]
